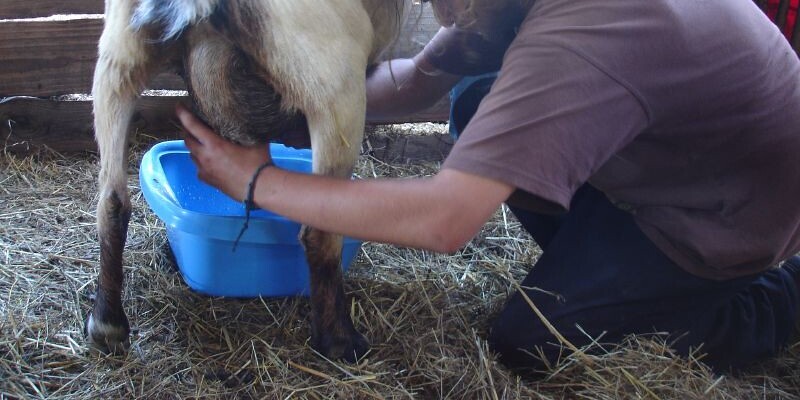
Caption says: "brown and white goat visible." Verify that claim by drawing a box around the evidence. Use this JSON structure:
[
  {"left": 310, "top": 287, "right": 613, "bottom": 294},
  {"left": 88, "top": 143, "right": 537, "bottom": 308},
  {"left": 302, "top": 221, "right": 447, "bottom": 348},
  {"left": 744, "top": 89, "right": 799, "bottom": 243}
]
[{"left": 88, "top": 0, "right": 411, "bottom": 361}]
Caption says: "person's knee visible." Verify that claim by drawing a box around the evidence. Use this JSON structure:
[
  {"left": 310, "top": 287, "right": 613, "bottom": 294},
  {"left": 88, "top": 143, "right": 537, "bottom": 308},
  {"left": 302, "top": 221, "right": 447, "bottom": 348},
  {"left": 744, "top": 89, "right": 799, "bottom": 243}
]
[
  {"left": 697, "top": 264, "right": 800, "bottom": 371},
  {"left": 783, "top": 255, "right": 800, "bottom": 282},
  {"left": 488, "top": 324, "right": 533, "bottom": 370},
  {"left": 487, "top": 308, "right": 553, "bottom": 371}
]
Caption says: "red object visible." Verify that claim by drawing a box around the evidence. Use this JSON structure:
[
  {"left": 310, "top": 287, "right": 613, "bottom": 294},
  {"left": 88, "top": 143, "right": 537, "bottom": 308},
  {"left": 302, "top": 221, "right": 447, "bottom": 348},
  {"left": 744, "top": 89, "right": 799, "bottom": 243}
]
[{"left": 766, "top": 0, "right": 799, "bottom": 41}]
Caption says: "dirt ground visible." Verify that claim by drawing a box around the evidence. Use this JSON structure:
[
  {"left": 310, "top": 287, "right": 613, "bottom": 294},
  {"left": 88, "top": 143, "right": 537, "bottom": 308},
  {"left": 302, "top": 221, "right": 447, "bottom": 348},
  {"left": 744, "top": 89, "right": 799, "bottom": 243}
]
[{"left": 1, "top": 125, "right": 798, "bottom": 399}]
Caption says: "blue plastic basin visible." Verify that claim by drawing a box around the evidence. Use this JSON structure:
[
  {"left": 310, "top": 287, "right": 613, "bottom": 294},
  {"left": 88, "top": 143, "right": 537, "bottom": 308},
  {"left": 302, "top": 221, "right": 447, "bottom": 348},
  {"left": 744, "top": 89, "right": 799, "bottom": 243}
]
[{"left": 139, "top": 140, "right": 361, "bottom": 297}]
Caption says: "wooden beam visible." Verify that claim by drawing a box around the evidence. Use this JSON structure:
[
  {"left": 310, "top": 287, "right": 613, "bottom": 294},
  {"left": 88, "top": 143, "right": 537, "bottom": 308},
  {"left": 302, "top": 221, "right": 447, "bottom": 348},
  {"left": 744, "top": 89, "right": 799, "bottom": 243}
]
[
  {"left": 1, "top": 96, "right": 182, "bottom": 154},
  {"left": 0, "top": 0, "right": 102, "bottom": 19},
  {"left": 0, "top": 2, "right": 440, "bottom": 97},
  {"left": 0, "top": 19, "right": 102, "bottom": 96},
  {"left": 365, "top": 131, "right": 453, "bottom": 164},
  {"left": 0, "top": 0, "right": 436, "bottom": 23},
  {"left": 0, "top": 19, "right": 185, "bottom": 96},
  {"left": 0, "top": 96, "right": 450, "bottom": 155}
]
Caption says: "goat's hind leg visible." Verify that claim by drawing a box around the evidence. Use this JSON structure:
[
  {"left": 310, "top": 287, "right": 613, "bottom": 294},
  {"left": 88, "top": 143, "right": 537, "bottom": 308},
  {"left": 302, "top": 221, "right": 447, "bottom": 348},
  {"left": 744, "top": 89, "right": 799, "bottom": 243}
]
[
  {"left": 300, "top": 113, "right": 368, "bottom": 361},
  {"left": 292, "top": 44, "right": 371, "bottom": 364},
  {"left": 86, "top": 5, "right": 159, "bottom": 354},
  {"left": 298, "top": 57, "right": 372, "bottom": 363},
  {"left": 216, "top": 0, "right": 374, "bottom": 361}
]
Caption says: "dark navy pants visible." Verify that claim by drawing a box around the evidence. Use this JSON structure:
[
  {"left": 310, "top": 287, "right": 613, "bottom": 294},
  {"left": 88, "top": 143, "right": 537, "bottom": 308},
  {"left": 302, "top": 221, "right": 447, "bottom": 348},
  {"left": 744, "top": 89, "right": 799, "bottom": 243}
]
[{"left": 449, "top": 75, "right": 800, "bottom": 372}]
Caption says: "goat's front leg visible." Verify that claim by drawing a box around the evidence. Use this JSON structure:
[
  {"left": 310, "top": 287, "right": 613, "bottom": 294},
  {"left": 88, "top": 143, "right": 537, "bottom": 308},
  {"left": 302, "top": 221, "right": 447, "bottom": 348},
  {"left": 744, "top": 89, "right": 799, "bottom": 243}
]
[{"left": 85, "top": 4, "right": 158, "bottom": 354}]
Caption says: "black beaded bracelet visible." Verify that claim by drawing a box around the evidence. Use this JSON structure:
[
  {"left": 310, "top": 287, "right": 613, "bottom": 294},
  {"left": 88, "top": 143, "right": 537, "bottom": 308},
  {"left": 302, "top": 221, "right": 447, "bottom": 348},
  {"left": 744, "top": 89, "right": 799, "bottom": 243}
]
[{"left": 232, "top": 160, "right": 274, "bottom": 251}]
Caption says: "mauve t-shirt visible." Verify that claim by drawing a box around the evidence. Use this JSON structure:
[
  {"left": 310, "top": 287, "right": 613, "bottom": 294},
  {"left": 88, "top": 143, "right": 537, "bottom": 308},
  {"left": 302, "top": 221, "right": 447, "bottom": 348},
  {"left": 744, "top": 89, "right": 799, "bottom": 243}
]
[{"left": 443, "top": 0, "right": 800, "bottom": 280}]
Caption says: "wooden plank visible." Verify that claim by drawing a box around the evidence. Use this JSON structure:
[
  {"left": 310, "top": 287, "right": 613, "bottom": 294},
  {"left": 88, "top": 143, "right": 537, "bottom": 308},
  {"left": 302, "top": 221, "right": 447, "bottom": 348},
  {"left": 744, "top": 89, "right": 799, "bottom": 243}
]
[
  {"left": 0, "top": 5, "right": 440, "bottom": 97},
  {"left": 0, "top": 0, "right": 102, "bottom": 19},
  {"left": 0, "top": 0, "right": 430, "bottom": 23},
  {"left": 365, "top": 132, "right": 453, "bottom": 164},
  {"left": 0, "top": 19, "right": 101, "bottom": 96},
  {"left": 0, "top": 96, "right": 450, "bottom": 155},
  {"left": 0, "top": 19, "right": 185, "bottom": 96},
  {"left": 1, "top": 96, "right": 183, "bottom": 154}
]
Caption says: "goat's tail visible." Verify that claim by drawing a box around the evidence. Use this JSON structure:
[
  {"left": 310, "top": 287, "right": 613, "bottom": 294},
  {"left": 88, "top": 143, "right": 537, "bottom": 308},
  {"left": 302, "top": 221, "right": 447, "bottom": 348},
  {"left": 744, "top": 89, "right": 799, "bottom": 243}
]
[{"left": 131, "top": 0, "right": 222, "bottom": 40}]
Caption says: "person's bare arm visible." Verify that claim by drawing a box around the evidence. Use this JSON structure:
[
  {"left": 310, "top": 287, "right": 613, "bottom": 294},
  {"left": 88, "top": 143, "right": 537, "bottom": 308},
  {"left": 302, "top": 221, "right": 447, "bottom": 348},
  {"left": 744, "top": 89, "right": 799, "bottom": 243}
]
[
  {"left": 250, "top": 167, "right": 511, "bottom": 253},
  {"left": 177, "top": 105, "right": 513, "bottom": 253},
  {"left": 366, "top": 24, "right": 518, "bottom": 121},
  {"left": 365, "top": 53, "right": 461, "bottom": 121}
]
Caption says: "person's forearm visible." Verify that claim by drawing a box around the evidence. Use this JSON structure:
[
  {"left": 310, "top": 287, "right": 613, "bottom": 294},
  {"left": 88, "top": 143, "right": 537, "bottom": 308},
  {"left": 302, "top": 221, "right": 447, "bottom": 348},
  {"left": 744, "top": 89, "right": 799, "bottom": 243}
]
[
  {"left": 175, "top": 103, "right": 513, "bottom": 252},
  {"left": 365, "top": 55, "right": 462, "bottom": 121},
  {"left": 250, "top": 168, "right": 507, "bottom": 253},
  {"left": 252, "top": 168, "right": 457, "bottom": 252}
]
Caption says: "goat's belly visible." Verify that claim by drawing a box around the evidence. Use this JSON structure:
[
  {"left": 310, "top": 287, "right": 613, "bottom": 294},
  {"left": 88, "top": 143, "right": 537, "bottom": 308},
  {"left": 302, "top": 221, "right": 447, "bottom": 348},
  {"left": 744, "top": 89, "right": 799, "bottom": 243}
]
[{"left": 183, "top": 32, "right": 309, "bottom": 147}]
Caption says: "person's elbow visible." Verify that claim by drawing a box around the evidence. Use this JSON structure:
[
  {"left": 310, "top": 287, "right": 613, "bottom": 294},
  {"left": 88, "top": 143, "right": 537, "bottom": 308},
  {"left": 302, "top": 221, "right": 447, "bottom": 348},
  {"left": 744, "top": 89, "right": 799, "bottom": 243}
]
[
  {"left": 419, "top": 170, "right": 512, "bottom": 254},
  {"left": 430, "top": 234, "right": 470, "bottom": 254},
  {"left": 426, "top": 211, "right": 481, "bottom": 254}
]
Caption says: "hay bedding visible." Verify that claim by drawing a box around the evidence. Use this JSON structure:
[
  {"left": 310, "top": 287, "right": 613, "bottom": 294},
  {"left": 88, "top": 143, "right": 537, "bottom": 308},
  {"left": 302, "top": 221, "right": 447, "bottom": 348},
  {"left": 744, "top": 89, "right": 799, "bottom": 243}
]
[{"left": 1, "top": 124, "right": 798, "bottom": 399}]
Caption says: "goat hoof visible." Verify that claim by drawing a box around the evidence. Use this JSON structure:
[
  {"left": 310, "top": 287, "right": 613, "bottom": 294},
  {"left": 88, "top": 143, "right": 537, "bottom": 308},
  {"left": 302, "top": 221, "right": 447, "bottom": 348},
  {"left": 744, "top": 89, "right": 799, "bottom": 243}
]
[
  {"left": 84, "top": 311, "right": 130, "bottom": 355},
  {"left": 312, "top": 330, "right": 370, "bottom": 362}
]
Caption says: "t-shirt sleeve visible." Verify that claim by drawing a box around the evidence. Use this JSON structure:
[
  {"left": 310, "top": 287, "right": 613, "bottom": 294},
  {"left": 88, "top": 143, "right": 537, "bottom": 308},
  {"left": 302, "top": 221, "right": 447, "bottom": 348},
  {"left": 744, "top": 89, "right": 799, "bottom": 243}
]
[{"left": 443, "top": 41, "right": 649, "bottom": 212}]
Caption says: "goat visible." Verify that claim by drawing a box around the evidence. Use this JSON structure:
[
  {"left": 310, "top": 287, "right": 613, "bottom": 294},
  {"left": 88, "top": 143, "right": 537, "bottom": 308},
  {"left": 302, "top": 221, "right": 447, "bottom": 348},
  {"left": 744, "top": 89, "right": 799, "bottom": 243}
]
[{"left": 87, "top": 0, "right": 411, "bottom": 361}]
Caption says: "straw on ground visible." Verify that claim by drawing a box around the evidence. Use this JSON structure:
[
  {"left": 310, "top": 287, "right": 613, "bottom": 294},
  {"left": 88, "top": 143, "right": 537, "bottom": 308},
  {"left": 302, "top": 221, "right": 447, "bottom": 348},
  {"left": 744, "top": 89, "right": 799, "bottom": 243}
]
[{"left": 1, "top": 124, "right": 798, "bottom": 399}]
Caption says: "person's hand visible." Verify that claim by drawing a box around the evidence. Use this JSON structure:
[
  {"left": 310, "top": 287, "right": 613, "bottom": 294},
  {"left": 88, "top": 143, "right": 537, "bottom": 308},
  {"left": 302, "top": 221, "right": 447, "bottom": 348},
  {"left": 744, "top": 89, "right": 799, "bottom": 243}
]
[{"left": 176, "top": 103, "right": 272, "bottom": 202}]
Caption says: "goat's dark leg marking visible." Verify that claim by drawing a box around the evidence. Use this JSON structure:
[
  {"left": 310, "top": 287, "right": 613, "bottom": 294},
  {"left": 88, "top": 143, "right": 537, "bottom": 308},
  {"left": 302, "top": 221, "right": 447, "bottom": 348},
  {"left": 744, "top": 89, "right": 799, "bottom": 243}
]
[
  {"left": 85, "top": 191, "right": 131, "bottom": 353},
  {"left": 301, "top": 227, "right": 368, "bottom": 361}
]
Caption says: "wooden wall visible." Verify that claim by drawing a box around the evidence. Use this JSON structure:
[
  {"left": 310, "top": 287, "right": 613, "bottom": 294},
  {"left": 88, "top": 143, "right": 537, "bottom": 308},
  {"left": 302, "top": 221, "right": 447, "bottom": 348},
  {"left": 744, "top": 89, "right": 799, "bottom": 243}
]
[
  {"left": 0, "top": 1, "right": 447, "bottom": 155},
  {"left": 1, "top": 1, "right": 797, "bottom": 155}
]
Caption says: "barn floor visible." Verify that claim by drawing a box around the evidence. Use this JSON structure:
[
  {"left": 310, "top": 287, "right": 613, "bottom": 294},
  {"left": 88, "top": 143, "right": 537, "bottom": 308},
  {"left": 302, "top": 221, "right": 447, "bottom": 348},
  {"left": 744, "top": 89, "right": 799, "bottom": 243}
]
[{"left": 1, "top": 124, "right": 798, "bottom": 399}]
